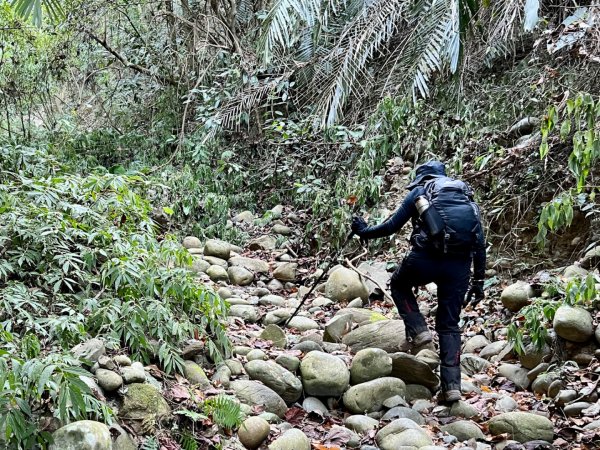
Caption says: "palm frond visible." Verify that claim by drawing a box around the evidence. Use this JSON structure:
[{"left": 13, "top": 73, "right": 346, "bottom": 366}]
[
  {"left": 11, "top": 0, "right": 64, "bottom": 26},
  {"left": 302, "top": 0, "right": 410, "bottom": 126},
  {"left": 382, "top": 0, "right": 460, "bottom": 101}
]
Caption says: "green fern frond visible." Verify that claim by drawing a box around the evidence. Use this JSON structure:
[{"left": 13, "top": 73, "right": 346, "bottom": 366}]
[
  {"left": 179, "top": 431, "right": 199, "bottom": 450},
  {"left": 204, "top": 395, "right": 243, "bottom": 430}
]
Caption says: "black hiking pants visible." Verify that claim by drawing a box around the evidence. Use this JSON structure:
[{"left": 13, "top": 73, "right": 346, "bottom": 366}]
[{"left": 390, "top": 249, "right": 471, "bottom": 392}]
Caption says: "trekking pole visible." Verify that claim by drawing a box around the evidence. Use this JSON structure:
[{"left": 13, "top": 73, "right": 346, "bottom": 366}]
[{"left": 283, "top": 231, "right": 355, "bottom": 328}]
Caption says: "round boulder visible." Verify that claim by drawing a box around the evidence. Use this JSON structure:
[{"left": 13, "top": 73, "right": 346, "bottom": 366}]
[
  {"left": 268, "top": 428, "right": 310, "bottom": 450},
  {"left": 49, "top": 421, "right": 112, "bottom": 450},
  {"left": 300, "top": 351, "right": 350, "bottom": 397},
  {"left": 350, "top": 348, "right": 392, "bottom": 384},
  {"left": 204, "top": 239, "right": 231, "bottom": 260},
  {"left": 441, "top": 420, "right": 485, "bottom": 441},
  {"left": 95, "top": 369, "right": 123, "bottom": 392},
  {"left": 324, "top": 267, "right": 369, "bottom": 302},
  {"left": 206, "top": 265, "right": 229, "bottom": 282},
  {"left": 183, "top": 236, "right": 202, "bottom": 249},
  {"left": 553, "top": 305, "right": 593, "bottom": 343},
  {"left": 228, "top": 266, "right": 254, "bottom": 286},
  {"left": 230, "top": 380, "right": 287, "bottom": 418},
  {"left": 375, "top": 418, "right": 432, "bottom": 450},
  {"left": 245, "top": 360, "right": 302, "bottom": 404},
  {"left": 487, "top": 411, "right": 553, "bottom": 443},
  {"left": 500, "top": 281, "right": 534, "bottom": 312},
  {"left": 343, "top": 377, "right": 406, "bottom": 414},
  {"left": 238, "top": 416, "right": 270, "bottom": 450}
]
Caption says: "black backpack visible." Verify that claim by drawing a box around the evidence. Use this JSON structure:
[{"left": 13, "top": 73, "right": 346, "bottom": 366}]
[{"left": 418, "top": 177, "right": 481, "bottom": 254}]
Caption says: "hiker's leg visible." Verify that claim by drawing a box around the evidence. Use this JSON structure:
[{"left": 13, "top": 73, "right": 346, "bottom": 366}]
[
  {"left": 390, "top": 251, "right": 432, "bottom": 339},
  {"left": 435, "top": 257, "right": 471, "bottom": 392}
]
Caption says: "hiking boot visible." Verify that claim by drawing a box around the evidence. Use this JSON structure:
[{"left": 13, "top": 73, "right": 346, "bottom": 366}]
[
  {"left": 443, "top": 389, "right": 462, "bottom": 402},
  {"left": 413, "top": 331, "right": 433, "bottom": 347}
]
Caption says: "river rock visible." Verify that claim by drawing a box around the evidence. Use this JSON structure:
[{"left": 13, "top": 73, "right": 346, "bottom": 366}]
[
  {"left": 120, "top": 383, "right": 170, "bottom": 421},
  {"left": 49, "top": 421, "right": 112, "bottom": 450},
  {"left": 245, "top": 360, "right": 302, "bottom": 404},
  {"left": 287, "top": 316, "right": 319, "bottom": 331},
  {"left": 268, "top": 428, "right": 310, "bottom": 450},
  {"left": 238, "top": 416, "right": 270, "bottom": 449},
  {"left": 247, "top": 349, "right": 268, "bottom": 361},
  {"left": 343, "top": 377, "right": 406, "bottom": 413},
  {"left": 260, "top": 324, "right": 287, "bottom": 348},
  {"left": 249, "top": 235, "right": 277, "bottom": 251},
  {"left": 495, "top": 396, "right": 518, "bottom": 412},
  {"left": 436, "top": 401, "right": 479, "bottom": 419},
  {"left": 390, "top": 352, "right": 440, "bottom": 389},
  {"left": 183, "top": 361, "right": 211, "bottom": 388},
  {"left": 344, "top": 415, "right": 379, "bottom": 434},
  {"left": 382, "top": 406, "right": 424, "bottom": 424},
  {"left": 259, "top": 295, "right": 286, "bottom": 307},
  {"left": 500, "top": 281, "right": 534, "bottom": 312},
  {"left": 479, "top": 341, "right": 507, "bottom": 360},
  {"left": 463, "top": 335, "right": 491, "bottom": 354},
  {"left": 181, "top": 341, "right": 204, "bottom": 360},
  {"left": 405, "top": 384, "right": 433, "bottom": 402},
  {"left": 121, "top": 366, "right": 146, "bottom": 384},
  {"left": 564, "top": 402, "right": 591, "bottom": 417},
  {"left": 375, "top": 418, "right": 432, "bottom": 450},
  {"left": 207, "top": 265, "right": 229, "bottom": 282},
  {"left": 519, "top": 343, "right": 551, "bottom": 369},
  {"left": 300, "top": 351, "right": 350, "bottom": 396},
  {"left": 264, "top": 308, "right": 292, "bottom": 325},
  {"left": 350, "top": 348, "right": 392, "bottom": 384},
  {"left": 183, "top": 236, "right": 202, "bottom": 249},
  {"left": 230, "top": 305, "right": 260, "bottom": 323},
  {"left": 302, "top": 397, "right": 328, "bottom": 415},
  {"left": 273, "top": 263, "right": 297, "bottom": 282},
  {"left": 553, "top": 305, "right": 593, "bottom": 342},
  {"left": 203, "top": 256, "right": 228, "bottom": 268},
  {"left": 275, "top": 354, "right": 300, "bottom": 372},
  {"left": 460, "top": 354, "right": 491, "bottom": 376},
  {"left": 441, "top": 420, "right": 485, "bottom": 441},
  {"left": 95, "top": 369, "right": 122, "bottom": 392},
  {"left": 191, "top": 257, "right": 211, "bottom": 274},
  {"left": 555, "top": 389, "right": 577, "bottom": 406},
  {"left": 342, "top": 320, "right": 408, "bottom": 353},
  {"left": 72, "top": 339, "right": 106, "bottom": 363},
  {"left": 335, "top": 307, "right": 387, "bottom": 325},
  {"left": 324, "top": 267, "right": 369, "bottom": 302},
  {"left": 272, "top": 224, "right": 291, "bottom": 235},
  {"left": 563, "top": 264, "right": 588, "bottom": 280},
  {"left": 416, "top": 349, "right": 441, "bottom": 369},
  {"left": 489, "top": 412, "right": 553, "bottom": 443},
  {"left": 229, "top": 256, "right": 270, "bottom": 274},
  {"left": 204, "top": 239, "right": 231, "bottom": 260},
  {"left": 356, "top": 261, "right": 391, "bottom": 296},
  {"left": 580, "top": 245, "right": 600, "bottom": 269},
  {"left": 231, "top": 380, "right": 287, "bottom": 418},
  {"left": 326, "top": 425, "right": 360, "bottom": 447},
  {"left": 234, "top": 210, "right": 255, "bottom": 223},
  {"left": 324, "top": 314, "right": 355, "bottom": 344},
  {"left": 228, "top": 266, "right": 254, "bottom": 286},
  {"left": 292, "top": 340, "right": 322, "bottom": 353},
  {"left": 498, "top": 364, "right": 530, "bottom": 390}
]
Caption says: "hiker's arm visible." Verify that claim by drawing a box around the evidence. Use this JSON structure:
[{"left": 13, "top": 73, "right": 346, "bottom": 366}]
[{"left": 357, "top": 189, "right": 419, "bottom": 240}]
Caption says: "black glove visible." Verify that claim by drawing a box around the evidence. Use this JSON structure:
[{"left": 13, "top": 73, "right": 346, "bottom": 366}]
[
  {"left": 351, "top": 216, "right": 368, "bottom": 236},
  {"left": 465, "top": 279, "right": 484, "bottom": 307}
]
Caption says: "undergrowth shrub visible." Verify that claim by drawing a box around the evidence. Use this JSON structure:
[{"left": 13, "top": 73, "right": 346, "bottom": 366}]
[{"left": 0, "top": 144, "right": 230, "bottom": 448}]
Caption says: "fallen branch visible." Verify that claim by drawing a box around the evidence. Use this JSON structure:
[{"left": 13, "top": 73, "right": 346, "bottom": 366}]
[
  {"left": 84, "top": 31, "right": 178, "bottom": 86},
  {"left": 345, "top": 257, "right": 394, "bottom": 304}
]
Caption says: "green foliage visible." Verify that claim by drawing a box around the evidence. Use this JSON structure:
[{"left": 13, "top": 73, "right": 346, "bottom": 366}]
[
  {"left": 0, "top": 338, "right": 112, "bottom": 449},
  {"left": 203, "top": 394, "right": 243, "bottom": 431},
  {"left": 0, "top": 145, "right": 230, "bottom": 368},
  {"left": 179, "top": 431, "right": 199, "bottom": 450},
  {"left": 507, "top": 298, "right": 559, "bottom": 354},
  {"left": 10, "top": 0, "right": 65, "bottom": 26},
  {"left": 508, "top": 274, "right": 598, "bottom": 354},
  {"left": 538, "top": 93, "right": 599, "bottom": 245}
]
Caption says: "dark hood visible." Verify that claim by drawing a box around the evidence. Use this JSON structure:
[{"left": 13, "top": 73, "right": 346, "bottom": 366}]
[{"left": 406, "top": 160, "right": 446, "bottom": 189}]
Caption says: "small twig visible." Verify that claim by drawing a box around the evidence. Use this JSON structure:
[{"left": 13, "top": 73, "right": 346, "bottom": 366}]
[
  {"left": 345, "top": 257, "right": 394, "bottom": 304},
  {"left": 349, "top": 248, "right": 368, "bottom": 264},
  {"left": 284, "top": 243, "right": 298, "bottom": 258}
]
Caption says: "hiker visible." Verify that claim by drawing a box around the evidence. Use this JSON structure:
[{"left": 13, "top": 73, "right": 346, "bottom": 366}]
[{"left": 351, "top": 160, "right": 486, "bottom": 402}]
